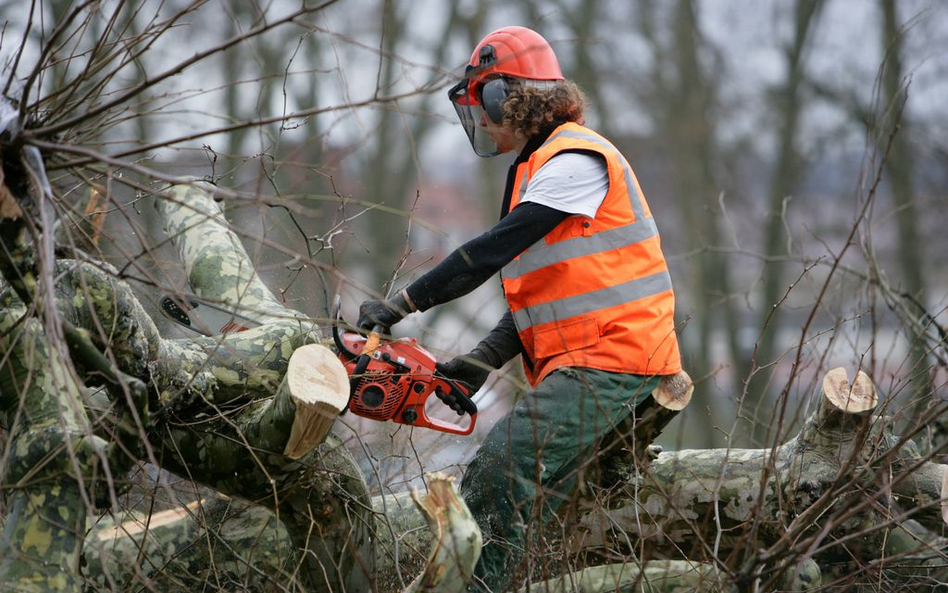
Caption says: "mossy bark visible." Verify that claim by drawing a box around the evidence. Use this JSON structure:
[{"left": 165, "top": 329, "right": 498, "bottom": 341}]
[
  {"left": 2, "top": 181, "right": 370, "bottom": 592},
  {"left": 576, "top": 370, "right": 947, "bottom": 572}
]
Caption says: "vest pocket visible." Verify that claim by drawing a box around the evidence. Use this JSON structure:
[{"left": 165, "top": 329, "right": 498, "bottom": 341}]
[{"left": 532, "top": 315, "right": 600, "bottom": 358}]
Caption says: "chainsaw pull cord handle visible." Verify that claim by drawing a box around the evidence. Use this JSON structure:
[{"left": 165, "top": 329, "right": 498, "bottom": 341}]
[{"left": 343, "top": 325, "right": 383, "bottom": 416}]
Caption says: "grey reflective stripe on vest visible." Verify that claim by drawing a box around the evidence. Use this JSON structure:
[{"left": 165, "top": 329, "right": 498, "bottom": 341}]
[
  {"left": 502, "top": 127, "right": 658, "bottom": 280},
  {"left": 539, "top": 128, "right": 648, "bottom": 221},
  {"left": 511, "top": 270, "right": 673, "bottom": 330},
  {"left": 501, "top": 217, "right": 658, "bottom": 279}
]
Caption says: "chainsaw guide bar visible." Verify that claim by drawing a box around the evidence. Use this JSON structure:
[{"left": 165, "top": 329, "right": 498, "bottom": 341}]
[{"left": 158, "top": 293, "right": 259, "bottom": 336}]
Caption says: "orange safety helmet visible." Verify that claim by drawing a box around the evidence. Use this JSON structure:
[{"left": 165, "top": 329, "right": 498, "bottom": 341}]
[{"left": 448, "top": 26, "right": 564, "bottom": 157}]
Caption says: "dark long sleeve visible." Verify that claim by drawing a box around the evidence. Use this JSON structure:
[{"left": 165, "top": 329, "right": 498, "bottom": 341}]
[
  {"left": 474, "top": 311, "right": 522, "bottom": 368},
  {"left": 404, "top": 202, "right": 569, "bottom": 311}
]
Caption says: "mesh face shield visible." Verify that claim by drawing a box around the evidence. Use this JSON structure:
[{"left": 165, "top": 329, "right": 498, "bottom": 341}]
[
  {"left": 448, "top": 76, "right": 559, "bottom": 157},
  {"left": 447, "top": 77, "right": 509, "bottom": 158},
  {"left": 451, "top": 30, "right": 564, "bottom": 157}
]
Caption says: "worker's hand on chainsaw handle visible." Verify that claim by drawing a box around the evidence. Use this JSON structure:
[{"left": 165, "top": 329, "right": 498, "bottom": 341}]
[
  {"left": 434, "top": 388, "right": 473, "bottom": 416},
  {"left": 434, "top": 312, "right": 522, "bottom": 414},
  {"left": 357, "top": 291, "right": 415, "bottom": 334},
  {"left": 435, "top": 350, "right": 492, "bottom": 416}
]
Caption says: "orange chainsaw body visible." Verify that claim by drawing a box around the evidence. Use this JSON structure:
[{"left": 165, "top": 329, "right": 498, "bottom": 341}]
[{"left": 338, "top": 331, "right": 476, "bottom": 436}]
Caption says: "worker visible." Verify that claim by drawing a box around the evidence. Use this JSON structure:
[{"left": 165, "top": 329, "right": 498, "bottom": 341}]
[{"left": 357, "top": 26, "right": 682, "bottom": 592}]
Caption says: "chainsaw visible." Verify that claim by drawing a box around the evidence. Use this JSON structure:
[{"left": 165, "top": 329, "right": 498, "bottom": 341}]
[
  {"left": 331, "top": 301, "right": 477, "bottom": 436},
  {"left": 159, "top": 291, "right": 477, "bottom": 435},
  {"left": 158, "top": 293, "right": 259, "bottom": 336}
]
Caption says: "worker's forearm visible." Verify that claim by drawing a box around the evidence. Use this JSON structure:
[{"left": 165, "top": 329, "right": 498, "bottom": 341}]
[
  {"left": 404, "top": 247, "right": 498, "bottom": 311},
  {"left": 473, "top": 311, "right": 522, "bottom": 368},
  {"left": 405, "top": 202, "right": 568, "bottom": 311}
]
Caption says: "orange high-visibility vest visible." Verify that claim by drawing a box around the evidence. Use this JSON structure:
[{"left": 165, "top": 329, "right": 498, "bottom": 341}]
[{"left": 501, "top": 122, "right": 682, "bottom": 386}]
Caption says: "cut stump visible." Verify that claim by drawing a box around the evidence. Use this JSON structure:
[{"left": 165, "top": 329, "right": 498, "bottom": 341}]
[{"left": 282, "top": 344, "right": 350, "bottom": 459}]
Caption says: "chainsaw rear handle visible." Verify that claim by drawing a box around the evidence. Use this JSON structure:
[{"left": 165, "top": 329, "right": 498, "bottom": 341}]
[
  {"left": 417, "top": 406, "right": 476, "bottom": 436},
  {"left": 418, "top": 380, "right": 477, "bottom": 436}
]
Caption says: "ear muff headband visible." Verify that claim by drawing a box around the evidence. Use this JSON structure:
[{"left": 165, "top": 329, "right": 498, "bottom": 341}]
[{"left": 480, "top": 78, "right": 508, "bottom": 124}]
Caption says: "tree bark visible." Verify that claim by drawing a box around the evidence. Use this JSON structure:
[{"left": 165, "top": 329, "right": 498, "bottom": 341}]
[
  {"left": 84, "top": 495, "right": 302, "bottom": 592},
  {"left": 2, "top": 178, "right": 368, "bottom": 592},
  {"left": 0, "top": 313, "right": 100, "bottom": 593},
  {"left": 576, "top": 368, "right": 947, "bottom": 575}
]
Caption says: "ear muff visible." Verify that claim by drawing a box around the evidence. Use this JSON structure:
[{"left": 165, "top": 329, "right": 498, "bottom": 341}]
[{"left": 480, "top": 77, "right": 508, "bottom": 124}]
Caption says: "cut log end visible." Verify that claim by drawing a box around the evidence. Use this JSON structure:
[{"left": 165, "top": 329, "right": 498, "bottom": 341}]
[
  {"left": 822, "top": 367, "right": 877, "bottom": 415},
  {"left": 407, "top": 473, "right": 481, "bottom": 593},
  {"left": 651, "top": 370, "right": 694, "bottom": 411},
  {"left": 283, "top": 344, "right": 350, "bottom": 459}
]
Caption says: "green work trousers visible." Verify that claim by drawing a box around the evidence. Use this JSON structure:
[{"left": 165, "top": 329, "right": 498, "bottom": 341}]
[{"left": 459, "top": 367, "right": 660, "bottom": 592}]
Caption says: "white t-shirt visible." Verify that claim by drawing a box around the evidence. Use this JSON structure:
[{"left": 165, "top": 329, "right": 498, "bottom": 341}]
[{"left": 520, "top": 152, "right": 609, "bottom": 218}]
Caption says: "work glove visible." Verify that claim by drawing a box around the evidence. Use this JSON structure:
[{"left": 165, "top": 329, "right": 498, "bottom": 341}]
[
  {"left": 437, "top": 351, "right": 491, "bottom": 394},
  {"left": 434, "top": 311, "right": 523, "bottom": 414},
  {"left": 356, "top": 290, "right": 415, "bottom": 334},
  {"left": 435, "top": 352, "right": 490, "bottom": 416}
]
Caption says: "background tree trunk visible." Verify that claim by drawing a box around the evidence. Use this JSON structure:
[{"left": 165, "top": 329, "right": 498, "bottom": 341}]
[{"left": 746, "top": 0, "right": 826, "bottom": 446}]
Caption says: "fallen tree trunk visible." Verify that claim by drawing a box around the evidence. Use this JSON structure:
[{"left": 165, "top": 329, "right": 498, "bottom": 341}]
[
  {"left": 86, "top": 475, "right": 481, "bottom": 593},
  {"left": 90, "top": 366, "right": 948, "bottom": 590},
  {"left": 575, "top": 368, "right": 948, "bottom": 585},
  {"left": 84, "top": 488, "right": 433, "bottom": 592},
  {"left": 84, "top": 495, "right": 301, "bottom": 592},
  {"left": 83, "top": 367, "right": 948, "bottom": 591},
  {"left": 519, "top": 560, "right": 736, "bottom": 593},
  {"left": 2, "top": 177, "right": 369, "bottom": 591}
]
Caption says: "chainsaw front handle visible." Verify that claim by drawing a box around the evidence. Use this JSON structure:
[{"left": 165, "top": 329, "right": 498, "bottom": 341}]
[
  {"left": 361, "top": 325, "right": 384, "bottom": 357},
  {"left": 432, "top": 374, "right": 478, "bottom": 416},
  {"left": 350, "top": 323, "right": 384, "bottom": 379}
]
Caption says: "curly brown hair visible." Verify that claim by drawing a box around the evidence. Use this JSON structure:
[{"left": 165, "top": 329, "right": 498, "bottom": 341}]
[{"left": 501, "top": 79, "right": 586, "bottom": 138}]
